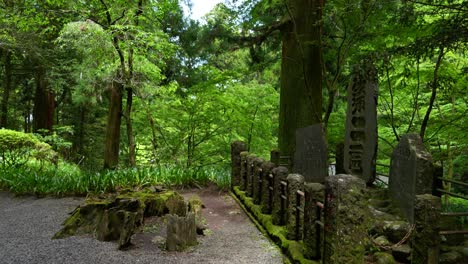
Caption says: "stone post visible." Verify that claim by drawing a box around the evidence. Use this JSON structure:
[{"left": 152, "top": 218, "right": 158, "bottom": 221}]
[
  {"left": 246, "top": 154, "right": 256, "bottom": 197},
  {"left": 261, "top": 161, "right": 276, "bottom": 214},
  {"left": 272, "top": 166, "right": 288, "bottom": 225},
  {"left": 253, "top": 157, "right": 264, "bottom": 205},
  {"left": 286, "top": 174, "right": 304, "bottom": 240},
  {"left": 239, "top": 151, "right": 249, "bottom": 191},
  {"left": 231, "top": 141, "right": 247, "bottom": 188},
  {"left": 344, "top": 60, "right": 378, "bottom": 184},
  {"left": 389, "top": 133, "right": 434, "bottom": 223},
  {"left": 303, "top": 182, "right": 325, "bottom": 260},
  {"left": 270, "top": 149, "right": 280, "bottom": 166},
  {"left": 166, "top": 213, "right": 197, "bottom": 251},
  {"left": 323, "top": 174, "right": 368, "bottom": 263},
  {"left": 411, "top": 194, "right": 441, "bottom": 264}
]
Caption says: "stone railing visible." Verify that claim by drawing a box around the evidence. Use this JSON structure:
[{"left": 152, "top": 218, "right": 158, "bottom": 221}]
[
  {"left": 230, "top": 141, "right": 370, "bottom": 263},
  {"left": 230, "top": 141, "right": 442, "bottom": 264}
]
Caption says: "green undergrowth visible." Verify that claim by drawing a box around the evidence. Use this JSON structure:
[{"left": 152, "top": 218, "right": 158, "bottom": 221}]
[
  {"left": 442, "top": 196, "right": 468, "bottom": 226},
  {"left": 0, "top": 162, "right": 230, "bottom": 196},
  {"left": 232, "top": 186, "right": 319, "bottom": 264}
]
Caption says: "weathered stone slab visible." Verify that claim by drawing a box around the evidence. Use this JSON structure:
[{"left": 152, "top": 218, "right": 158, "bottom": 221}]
[
  {"left": 293, "top": 123, "right": 328, "bottom": 183},
  {"left": 304, "top": 182, "right": 325, "bottom": 260},
  {"left": 344, "top": 61, "right": 378, "bottom": 184},
  {"left": 261, "top": 161, "right": 276, "bottom": 214},
  {"left": 231, "top": 141, "right": 247, "bottom": 188},
  {"left": 411, "top": 194, "right": 441, "bottom": 264},
  {"left": 286, "top": 174, "right": 304, "bottom": 240},
  {"left": 239, "top": 151, "right": 249, "bottom": 191},
  {"left": 388, "top": 133, "right": 434, "bottom": 223},
  {"left": 272, "top": 166, "right": 288, "bottom": 225},
  {"left": 323, "top": 174, "right": 368, "bottom": 263},
  {"left": 166, "top": 213, "right": 197, "bottom": 251}
]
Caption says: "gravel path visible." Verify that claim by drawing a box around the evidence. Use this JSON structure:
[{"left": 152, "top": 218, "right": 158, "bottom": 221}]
[{"left": 0, "top": 190, "right": 282, "bottom": 264}]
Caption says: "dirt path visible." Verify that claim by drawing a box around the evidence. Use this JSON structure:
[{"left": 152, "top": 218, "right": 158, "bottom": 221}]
[{"left": 0, "top": 188, "right": 283, "bottom": 264}]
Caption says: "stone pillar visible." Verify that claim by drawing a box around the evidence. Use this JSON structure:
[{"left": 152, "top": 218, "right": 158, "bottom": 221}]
[
  {"left": 293, "top": 124, "right": 328, "bottom": 183},
  {"left": 344, "top": 60, "right": 378, "bottom": 184},
  {"left": 166, "top": 213, "right": 197, "bottom": 251},
  {"left": 389, "top": 133, "right": 434, "bottom": 223},
  {"left": 303, "top": 182, "right": 325, "bottom": 260},
  {"left": 253, "top": 157, "right": 264, "bottom": 205},
  {"left": 261, "top": 161, "right": 276, "bottom": 214},
  {"left": 231, "top": 141, "right": 247, "bottom": 188},
  {"left": 411, "top": 194, "right": 441, "bottom": 264},
  {"left": 246, "top": 154, "right": 256, "bottom": 197},
  {"left": 323, "top": 174, "right": 368, "bottom": 263},
  {"left": 239, "top": 151, "right": 249, "bottom": 191},
  {"left": 272, "top": 166, "right": 288, "bottom": 225},
  {"left": 335, "top": 142, "right": 345, "bottom": 174},
  {"left": 286, "top": 174, "right": 304, "bottom": 240},
  {"left": 270, "top": 149, "right": 280, "bottom": 166}
]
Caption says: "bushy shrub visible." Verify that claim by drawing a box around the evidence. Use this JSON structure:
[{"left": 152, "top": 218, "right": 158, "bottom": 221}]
[{"left": 0, "top": 129, "right": 56, "bottom": 168}]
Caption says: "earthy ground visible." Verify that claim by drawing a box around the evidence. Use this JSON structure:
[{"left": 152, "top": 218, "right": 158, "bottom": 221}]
[{"left": 0, "top": 186, "right": 283, "bottom": 264}]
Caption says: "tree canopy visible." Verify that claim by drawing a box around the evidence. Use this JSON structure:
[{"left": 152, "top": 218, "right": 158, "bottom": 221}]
[{"left": 0, "top": 0, "right": 466, "bottom": 186}]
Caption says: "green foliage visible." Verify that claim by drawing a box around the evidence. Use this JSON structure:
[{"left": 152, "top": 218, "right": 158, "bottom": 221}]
[
  {"left": 442, "top": 196, "right": 468, "bottom": 226},
  {"left": 0, "top": 162, "right": 230, "bottom": 195},
  {"left": 0, "top": 129, "right": 56, "bottom": 168}
]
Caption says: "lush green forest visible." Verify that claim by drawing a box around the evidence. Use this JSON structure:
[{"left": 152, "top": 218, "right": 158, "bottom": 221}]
[{"left": 0, "top": 0, "right": 466, "bottom": 195}]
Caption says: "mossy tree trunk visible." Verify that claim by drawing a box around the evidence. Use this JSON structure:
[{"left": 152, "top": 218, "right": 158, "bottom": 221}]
[
  {"left": 104, "top": 81, "right": 123, "bottom": 169},
  {"left": 33, "top": 66, "right": 55, "bottom": 133},
  {"left": 1, "top": 51, "right": 12, "bottom": 128},
  {"left": 279, "top": 0, "right": 323, "bottom": 164}
]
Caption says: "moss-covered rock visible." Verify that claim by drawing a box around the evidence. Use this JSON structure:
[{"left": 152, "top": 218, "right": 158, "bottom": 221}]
[
  {"left": 53, "top": 189, "right": 185, "bottom": 249},
  {"left": 374, "top": 252, "right": 397, "bottom": 264}
]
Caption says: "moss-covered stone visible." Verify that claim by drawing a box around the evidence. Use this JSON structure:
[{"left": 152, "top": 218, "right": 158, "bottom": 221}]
[
  {"left": 374, "top": 252, "right": 397, "bottom": 264},
  {"left": 53, "top": 189, "right": 185, "bottom": 250}
]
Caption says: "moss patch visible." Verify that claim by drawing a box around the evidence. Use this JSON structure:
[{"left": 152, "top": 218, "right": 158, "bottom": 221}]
[
  {"left": 53, "top": 189, "right": 184, "bottom": 247},
  {"left": 232, "top": 186, "right": 319, "bottom": 264}
]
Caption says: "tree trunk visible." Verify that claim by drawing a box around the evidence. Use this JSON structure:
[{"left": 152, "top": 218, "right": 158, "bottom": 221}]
[
  {"left": 1, "top": 51, "right": 12, "bottom": 128},
  {"left": 420, "top": 47, "right": 444, "bottom": 141},
  {"left": 278, "top": 0, "right": 323, "bottom": 165},
  {"left": 104, "top": 81, "right": 123, "bottom": 169},
  {"left": 125, "top": 87, "right": 136, "bottom": 167},
  {"left": 33, "top": 67, "right": 55, "bottom": 133}
]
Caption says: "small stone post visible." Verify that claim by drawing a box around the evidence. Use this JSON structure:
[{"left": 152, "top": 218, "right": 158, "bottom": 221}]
[
  {"left": 261, "top": 161, "right": 276, "bottom": 214},
  {"left": 166, "top": 213, "right": 197, "bottom": 251},
  {"left": 240, "top": 151, "right": 249, "bottom": 191},
  {"left": 411, "top": 194, "right": 441, "bottom": 264},
  {"left": 246, "top": 154, "right": 256, "bottom": 197},
  {"left": 272, "top": 166, "right": 288, "bottom": 225},
  {"left": 253, "top": 157, "right": 264, "bottom": 205},
  {"left": 286, "top": 174, "right": 304, "bottom": 240},
  {"left": 303, "top": 182, "right": 325, "bottom": 260},
  {"left": 323, "top": 174, "right": 368, "bottom": 263},
  {"left": 270, "top": 149, "right": 280, "bottom": 166},
  {"left": 231, "top": 141, "right": 247, "bottom": 188}
]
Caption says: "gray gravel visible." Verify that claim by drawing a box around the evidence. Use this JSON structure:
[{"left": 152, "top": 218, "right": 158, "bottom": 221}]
[{"left": 0, "top": 191, "right": 283, "bottom": 264}]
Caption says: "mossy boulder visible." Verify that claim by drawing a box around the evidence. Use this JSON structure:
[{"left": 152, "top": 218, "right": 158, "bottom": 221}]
[
  {"left": 53, "top": 189, "right": 184, "bottom": 249},
  {"left": 374, "top": 252, "right": 397, "bottom": 264}
]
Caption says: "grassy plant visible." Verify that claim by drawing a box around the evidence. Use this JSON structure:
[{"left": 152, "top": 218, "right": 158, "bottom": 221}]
[
  {"left": 442, "top": 196, "right": 468, "bottom": 226},
  {"left": 0, "top": 162, "right": 231, "bottom": 196}
]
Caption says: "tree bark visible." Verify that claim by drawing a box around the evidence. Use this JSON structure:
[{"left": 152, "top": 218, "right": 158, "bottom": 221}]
[
  {"left": 278, "top": 0, "right": 323, "bottom": 165},
  {"left": 33, "top": 67, "right": 55, "bottom": 133},
  {"left": 104, "top": 81, "right": 123, "bottom": 169},
  {"left": 420, "top": 47, "right": 444, "bottom": 141},
  {"left": 1, "top": 51, "right": 12, "bottom": 128}
]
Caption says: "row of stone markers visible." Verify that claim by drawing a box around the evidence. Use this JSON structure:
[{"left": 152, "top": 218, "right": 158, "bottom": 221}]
[
  {"left": 231, "top": 141, "right": 371, "bottom": 263},
  {"left": 231, "top": 138, "right": 443, "bottom": 263}
]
